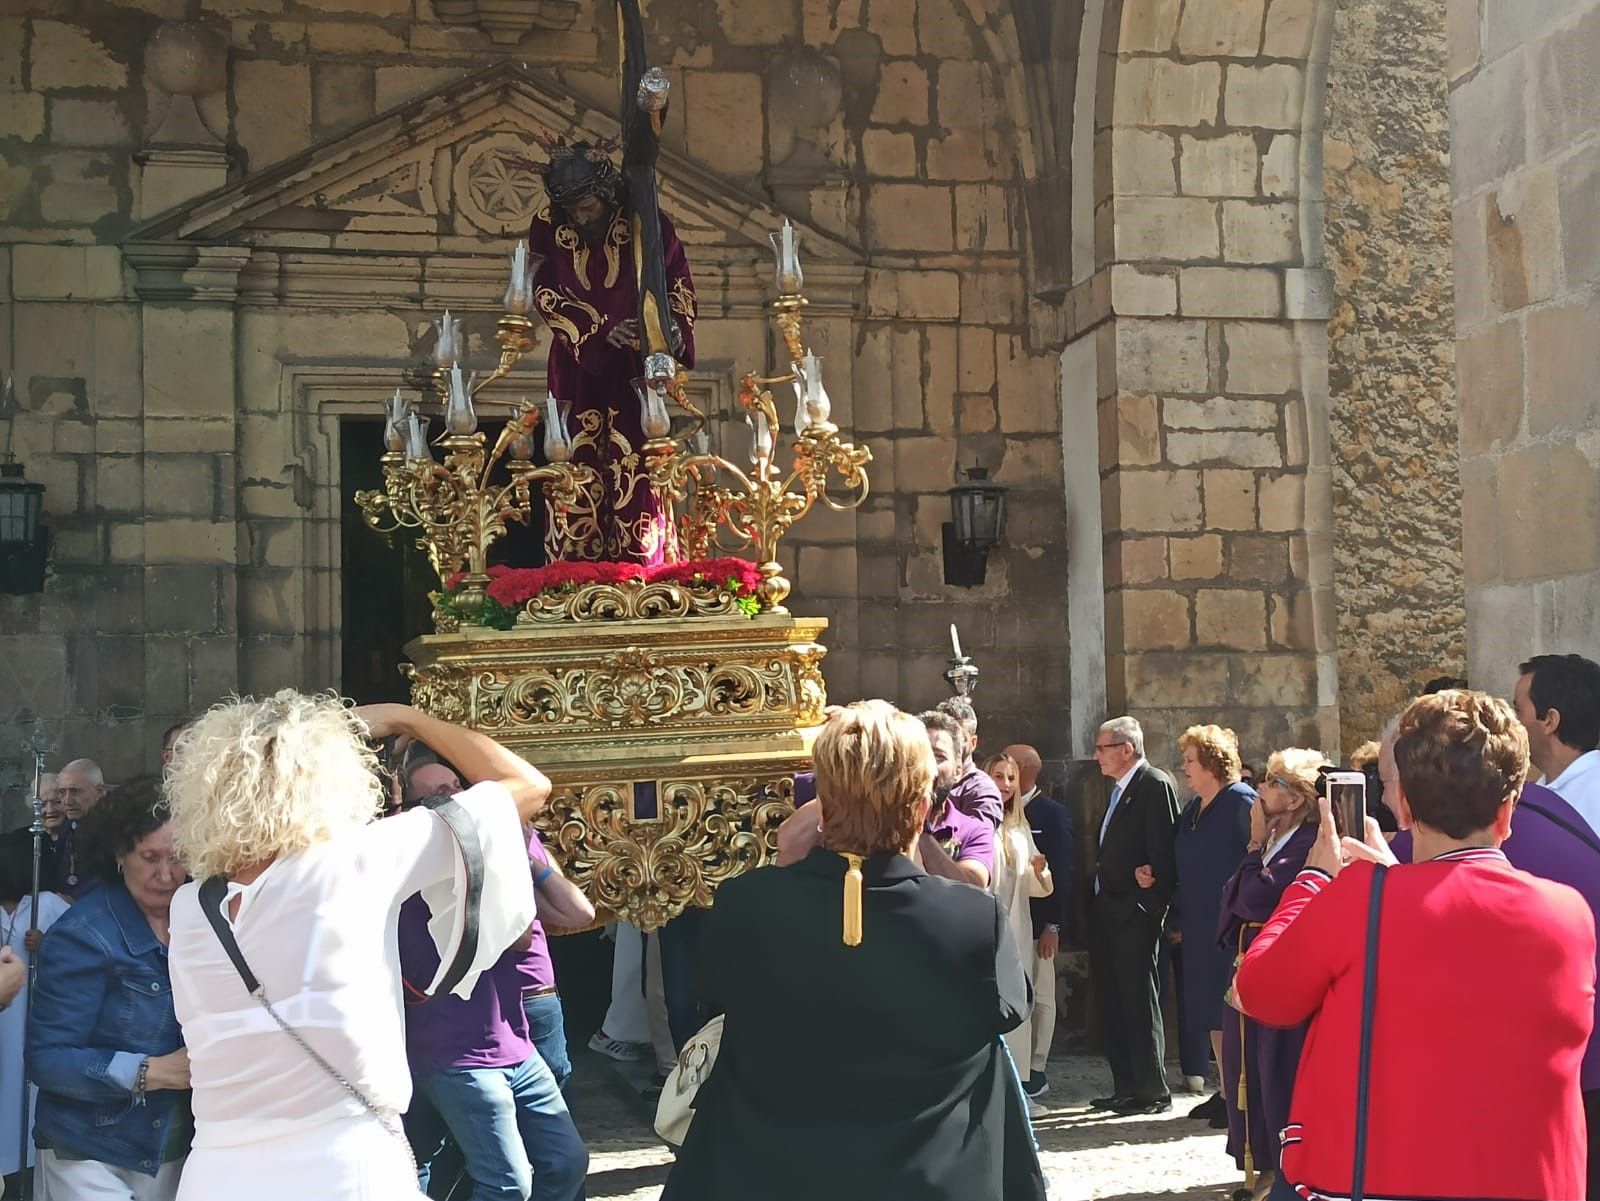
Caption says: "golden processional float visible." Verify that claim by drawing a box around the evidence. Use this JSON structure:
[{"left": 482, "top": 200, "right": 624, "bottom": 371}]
[{"left": 353, "top": 225, "right": 871, "bottom": 931}]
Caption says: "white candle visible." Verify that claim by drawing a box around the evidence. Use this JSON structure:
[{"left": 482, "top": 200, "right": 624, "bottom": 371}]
[
  {"left": 405, "top": 413, "right": 429, "bottom": 461},
  {"left": 772, "top": 219, "right": 802, "bottom": 293},
  {"left": 434, "top": 310, "right": 456, "bottom": 365},
  {"left": 751, "top": 410, "right": 772, "bottom": 465},
  {"left": 950, "top": 624, "right": 962, "bottom": 659},
  {"left": 545, "top": 392, "right": 565, "bottom": 446},
  {"left": 504, "top": 245, "right": 531, "bottom": 314}
]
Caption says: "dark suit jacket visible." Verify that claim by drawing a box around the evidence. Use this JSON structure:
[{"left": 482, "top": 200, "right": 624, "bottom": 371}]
[
  {"left": 662, "top": 848, "right": 1047, "bottom": 1201},
  {"left": 1093, "top": 761, "right": 1180, "bottom": 913},
  {"left": 1026, "top": 791, "right": 1075, "bottom": 939}
]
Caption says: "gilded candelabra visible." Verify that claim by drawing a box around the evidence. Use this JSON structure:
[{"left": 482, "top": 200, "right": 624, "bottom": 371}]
[
  {"left": 353, "top": 244, "right": 600, "bottom": 618},
  {"left": 643, "top": 220, "right": 872, "bottom": 610},
  {"left": 354, "top": 221, "right": 872, "bottom": 624}
]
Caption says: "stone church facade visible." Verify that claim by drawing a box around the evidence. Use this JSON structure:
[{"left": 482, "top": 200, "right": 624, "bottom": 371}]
[{"left": 0, "top": 0, "right": 1595, "bottom": 790}]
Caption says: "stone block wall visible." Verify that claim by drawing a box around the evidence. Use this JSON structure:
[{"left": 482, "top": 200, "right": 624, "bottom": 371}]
[
  {"left": 0, "top": 0, "right": 1074, "bottom": 785},
  {"left": 1322, "top": 0, "right": 1464, "bottom": 748},
  {"left": 1063, "top": 0, "right": 1342, "bottom": 769},
  {"left": 1450, "top": 0, "right": 1600, "bottom": 693}
]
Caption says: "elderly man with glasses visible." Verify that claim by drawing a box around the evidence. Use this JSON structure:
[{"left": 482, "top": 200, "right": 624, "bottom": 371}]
[
  {"left": 54, "top": 759, "right": 106, "bottom": 897},
  {"left": 1088, "top": 716, "right": 1180, "bottom": 1115}
]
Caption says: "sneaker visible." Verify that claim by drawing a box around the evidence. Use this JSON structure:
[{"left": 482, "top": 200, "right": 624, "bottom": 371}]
[
  {"left": 1023, "top": 1072, "right": 1050, "bottom": 1098},
  {"left": 588, "top": 1030, "right": 649, "bottom": 1062},
  {"left": 1183, "top": 1074, "right": 1208, "bottom": 1093},
  {"left": 1027, "top": 1097, "right": 1047, "bottom": 1118}
]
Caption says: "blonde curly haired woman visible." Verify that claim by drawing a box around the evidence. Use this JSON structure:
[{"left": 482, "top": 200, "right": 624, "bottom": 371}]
[{"left": 162, "top": 692, "right": 548, "bottom": 1201}]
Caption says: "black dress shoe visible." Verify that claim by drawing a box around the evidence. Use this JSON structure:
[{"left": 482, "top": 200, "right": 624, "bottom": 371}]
[
  {"left": 1209, "top": 1108, "right": 1230, "bottom": 1129},
  {"left": 1187, "top": 1092, "right": 1224, "bottom": 1120},
  {"left": 1090, "top": 1093, "right": 1134, "bottom": 1110},
  {"left": 1110, "top": 1095, "right": 1172, "bottom": 1115}
]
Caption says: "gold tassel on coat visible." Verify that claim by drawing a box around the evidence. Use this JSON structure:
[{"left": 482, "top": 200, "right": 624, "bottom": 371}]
[{"left": 842, "top": 853, "right": 864, "bottom": 946}]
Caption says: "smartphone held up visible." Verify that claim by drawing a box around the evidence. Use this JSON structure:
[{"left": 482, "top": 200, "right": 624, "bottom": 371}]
[{"left": 1324, "top": 770, "right": 1367, "bottom": 841}]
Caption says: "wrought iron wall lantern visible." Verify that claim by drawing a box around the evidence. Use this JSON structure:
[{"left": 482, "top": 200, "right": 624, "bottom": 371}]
[
  {"left": 0, "top": 379, "right": 49, "bottom": 595},
  {"left": 942, "top": 465, "right": 1007, "bottom": 587}
]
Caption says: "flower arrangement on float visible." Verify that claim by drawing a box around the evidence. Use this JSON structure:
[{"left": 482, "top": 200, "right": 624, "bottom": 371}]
[{"left": 434, "top": 556, "right": 766, "bottom": 629}]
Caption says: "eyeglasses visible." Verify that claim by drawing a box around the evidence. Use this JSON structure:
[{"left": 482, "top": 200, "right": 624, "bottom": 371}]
[
  {"left": 1265, "top": 776, "right": 1296, "bottom": 792},
  {"left": 1093, "top": 741, "right": 1127, "bottom": 753}
]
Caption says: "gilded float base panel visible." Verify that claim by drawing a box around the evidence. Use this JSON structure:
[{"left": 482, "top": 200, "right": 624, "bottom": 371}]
[{"left": 403, "top": 611, "right": 826, "bottom": 930}]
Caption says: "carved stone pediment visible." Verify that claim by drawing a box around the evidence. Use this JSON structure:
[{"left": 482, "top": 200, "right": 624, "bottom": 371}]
[{"left": 124, "top": 61, "right": 864, "bottom": 312}]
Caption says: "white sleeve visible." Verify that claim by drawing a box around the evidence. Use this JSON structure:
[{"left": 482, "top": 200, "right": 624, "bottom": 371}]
[
  {"left": 415, "top": 780, "right": 538, "bottom": 1001},
  {"left": 36, "top": 891, "right": 71, "bottom": 931}
]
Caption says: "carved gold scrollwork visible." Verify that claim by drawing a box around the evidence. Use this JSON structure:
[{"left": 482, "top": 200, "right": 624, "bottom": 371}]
[
  {"left": 401, "top": 663, "right": 470, "bottom": 725},
  {"left": 516, "top": 579, "right": 745, "bottom": 624},
  {"left": 585, "top": 649, "right": 684, "bottom": 725},
  {"left": 536, "top": 774, "right": 795, "bottom": 930},
  {"left": 466, "top": 651, "right": 811, "bottom": 732}
]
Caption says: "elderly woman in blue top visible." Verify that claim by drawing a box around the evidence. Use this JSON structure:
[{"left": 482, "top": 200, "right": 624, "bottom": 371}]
[{"left": 27, "top": 776, "right": 191, "bottom": 1200}]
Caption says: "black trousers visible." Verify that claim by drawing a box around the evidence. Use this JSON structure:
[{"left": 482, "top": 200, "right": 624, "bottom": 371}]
[{"left": 1089, "top": 893, "right": 1168, "bottom": 1101}]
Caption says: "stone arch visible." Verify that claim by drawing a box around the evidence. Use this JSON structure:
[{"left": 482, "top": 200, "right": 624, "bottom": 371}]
[{"left": 1056, "top": 0, "right": 1346, "bottom": 762}]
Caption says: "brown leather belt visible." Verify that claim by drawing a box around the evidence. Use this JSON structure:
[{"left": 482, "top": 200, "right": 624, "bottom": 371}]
[{"left": 521, "top": 984, "right": 558, "bottom": 999}]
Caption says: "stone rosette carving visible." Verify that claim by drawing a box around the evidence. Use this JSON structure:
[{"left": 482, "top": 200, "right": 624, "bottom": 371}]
[{"left": 454, "top": 131, "right": 546, "bottom": 235}]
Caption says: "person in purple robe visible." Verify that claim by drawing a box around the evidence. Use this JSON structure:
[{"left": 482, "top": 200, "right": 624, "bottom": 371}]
[
  {"left": 525, "top": 140, "right": 697, "bottom": 565},
  {"left": 1216, "top": 747, "right": 1324, "bottom": 1201}
]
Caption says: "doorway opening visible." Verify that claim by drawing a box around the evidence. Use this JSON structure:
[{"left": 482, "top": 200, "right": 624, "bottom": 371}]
[{"left": 338, "top": 417, "right": 548, "bottom": 703}]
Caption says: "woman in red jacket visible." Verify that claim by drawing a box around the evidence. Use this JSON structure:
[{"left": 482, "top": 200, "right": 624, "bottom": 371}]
[{"left": 1236, "top": 690, "right": 1595, "bottom": 1201}]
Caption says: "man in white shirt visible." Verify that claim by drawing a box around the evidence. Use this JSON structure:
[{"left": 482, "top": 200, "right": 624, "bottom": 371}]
[{"left": 1514, "top": 654, "right": 1600, "bottom": 837}]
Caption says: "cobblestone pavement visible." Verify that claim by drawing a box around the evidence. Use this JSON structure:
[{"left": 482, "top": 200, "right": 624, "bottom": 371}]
[{"left": 568, "top": 1052, "right": 1244, "bottom": 1201}]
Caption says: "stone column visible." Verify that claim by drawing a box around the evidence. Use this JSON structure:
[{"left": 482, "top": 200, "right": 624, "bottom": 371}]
[{"left": 1063, "top": 0, "right": 1342, "bottom": 762}]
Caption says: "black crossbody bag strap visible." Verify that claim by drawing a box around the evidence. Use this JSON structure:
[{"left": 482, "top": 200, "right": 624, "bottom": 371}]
[
  {"left": 197, "top": 875, "right": 417, "bottom": 1170},
  {"left": 417, "top": 792, "right": 486, "bottom": 999},
  {"left": 1351, "top": 864, "right": 1387, "bottom": 1201},
  {"left": 197, "top": 876, "right": 259, "bottom": 991}
]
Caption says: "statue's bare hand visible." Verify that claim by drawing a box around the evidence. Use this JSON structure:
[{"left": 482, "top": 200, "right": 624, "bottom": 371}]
[{"left": 606, "top": 319, "right": 640, "bottom": 349}]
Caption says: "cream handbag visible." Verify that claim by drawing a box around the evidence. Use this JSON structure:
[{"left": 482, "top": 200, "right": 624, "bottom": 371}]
[{"left": 653, "top": 1014, "right": 723, "bottom": 1146}]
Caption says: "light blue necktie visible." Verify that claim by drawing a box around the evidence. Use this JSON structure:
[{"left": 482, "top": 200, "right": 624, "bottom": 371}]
[
  {"left": 1095, "top": 784, "right": 1123, "bottom": 894},
  {"left": 1099, "top": 783, "right": 1123, "bottom": 847}
]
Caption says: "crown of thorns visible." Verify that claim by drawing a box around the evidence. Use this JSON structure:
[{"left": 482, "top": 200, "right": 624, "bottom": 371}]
[{"left": 500, "top": 134, "right": 621, "bottom": 205}]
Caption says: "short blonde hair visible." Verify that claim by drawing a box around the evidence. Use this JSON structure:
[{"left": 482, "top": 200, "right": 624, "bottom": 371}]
[
  {"left": 815, "top": 700, "right": 934, "bottom": 858},
  {"left": 1177, "top": 725, "right": 1242, "bottom": 785},
  {"left": 1263, "top": 746, "right": 1327, "bottom": 824},
  {"left": 165, "top": 690, "right": 384, "bottom": 880},
  {"left": 1349, "top": 740, "right": 1382, "bottom": 771},
  {"left": 1394, "top": 690, "right": 1528, "bottom": 838}
]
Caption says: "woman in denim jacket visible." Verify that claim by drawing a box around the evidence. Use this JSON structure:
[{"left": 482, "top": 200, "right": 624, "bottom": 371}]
[{"left": 27, "top": 776, "right": 192, "bottom": 1200}]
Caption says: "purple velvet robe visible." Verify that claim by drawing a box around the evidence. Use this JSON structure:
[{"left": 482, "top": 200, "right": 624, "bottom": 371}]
[
  {"left": 1216, "top": 821, "right": 1316, "bottom": 1177},
  {"left": 527, "top": 204, "right": 697, "bottom": 564}
]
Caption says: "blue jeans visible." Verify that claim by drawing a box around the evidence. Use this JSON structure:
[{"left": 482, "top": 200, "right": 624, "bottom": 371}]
[
  {"left": 409, "top": 1054, "right": 588, "bottom": 1201},
  {"left": 523, "top": 990, "right": 573, "bottom": 1092}
]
